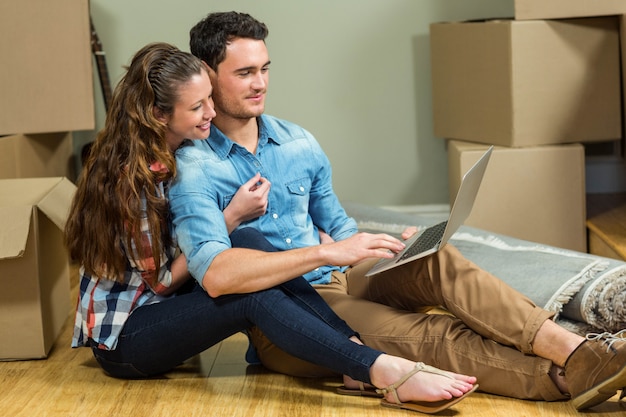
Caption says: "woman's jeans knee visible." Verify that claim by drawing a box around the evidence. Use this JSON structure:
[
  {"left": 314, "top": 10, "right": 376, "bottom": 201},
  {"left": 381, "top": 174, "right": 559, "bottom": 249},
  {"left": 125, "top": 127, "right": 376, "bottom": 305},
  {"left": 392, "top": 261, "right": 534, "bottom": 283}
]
[{"left": 231, "top": 227, "right": 277, "bottom": 252}]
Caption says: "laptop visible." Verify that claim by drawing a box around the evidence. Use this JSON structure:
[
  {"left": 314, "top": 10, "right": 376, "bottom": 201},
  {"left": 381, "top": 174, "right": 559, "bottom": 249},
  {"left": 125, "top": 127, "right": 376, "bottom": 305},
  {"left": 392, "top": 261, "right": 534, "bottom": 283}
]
[{"left": 365, "top": 146, "right": 493, "bottom": 276}]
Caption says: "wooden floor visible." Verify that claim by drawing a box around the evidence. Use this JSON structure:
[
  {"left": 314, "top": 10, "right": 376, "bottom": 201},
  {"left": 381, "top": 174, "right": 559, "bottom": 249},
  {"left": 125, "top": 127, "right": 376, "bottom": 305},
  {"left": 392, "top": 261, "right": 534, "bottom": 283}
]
[{"left": 1, "top": 270, "right": 625, "bottom": 416}]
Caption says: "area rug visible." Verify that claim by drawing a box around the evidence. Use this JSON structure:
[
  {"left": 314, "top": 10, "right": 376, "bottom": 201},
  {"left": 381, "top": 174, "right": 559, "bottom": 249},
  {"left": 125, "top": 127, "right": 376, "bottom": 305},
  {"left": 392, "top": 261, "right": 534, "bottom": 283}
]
[{"left": 343, "top": 201, "right": 626, "bottom": 335}]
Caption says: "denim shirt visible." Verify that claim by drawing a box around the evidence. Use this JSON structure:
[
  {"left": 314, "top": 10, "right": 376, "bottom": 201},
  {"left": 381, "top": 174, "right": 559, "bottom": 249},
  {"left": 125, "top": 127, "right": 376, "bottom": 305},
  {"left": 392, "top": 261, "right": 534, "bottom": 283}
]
[{"left": 168, "top": 114, "right": 357, "bottom": 285}]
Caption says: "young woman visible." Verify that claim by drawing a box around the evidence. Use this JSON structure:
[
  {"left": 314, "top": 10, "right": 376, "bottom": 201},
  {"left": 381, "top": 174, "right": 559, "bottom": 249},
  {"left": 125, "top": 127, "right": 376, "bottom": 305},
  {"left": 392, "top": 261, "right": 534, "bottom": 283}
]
[{"left": 64, "top": 42, "right": 477, "bottom": 414}]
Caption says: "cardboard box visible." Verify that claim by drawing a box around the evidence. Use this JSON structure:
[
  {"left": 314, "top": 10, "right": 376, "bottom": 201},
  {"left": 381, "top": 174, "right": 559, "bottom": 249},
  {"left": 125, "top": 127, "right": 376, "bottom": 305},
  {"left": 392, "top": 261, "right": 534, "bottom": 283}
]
[
  {"left": 431, "top": 17, "right": 622, "bottom": 148},
  {"left": 0, "top": 177, "right": 76, "bottom": 360},
  {"left": 0, "top": 133, "right": 75, "bottom": 181},
  {"left": 0, "top": 0, "right": 94, "bottom": 135},
  {"left": 448, "top": 140, "right": 586, "bottom": 252},
  {"left": 514, "top": 0, "right": 626, "bottom": 20}
]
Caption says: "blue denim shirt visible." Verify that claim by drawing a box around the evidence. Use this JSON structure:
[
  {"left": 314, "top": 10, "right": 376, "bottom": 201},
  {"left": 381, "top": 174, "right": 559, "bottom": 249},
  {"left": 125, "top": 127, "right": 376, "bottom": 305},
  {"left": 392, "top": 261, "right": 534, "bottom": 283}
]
[{"left": 169, "top": 114, "right": 357, "bottom": 285}]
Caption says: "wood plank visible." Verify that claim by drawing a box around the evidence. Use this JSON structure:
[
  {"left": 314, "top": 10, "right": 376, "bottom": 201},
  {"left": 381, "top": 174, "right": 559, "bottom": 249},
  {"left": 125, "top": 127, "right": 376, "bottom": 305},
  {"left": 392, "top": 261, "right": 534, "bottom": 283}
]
[{"left": 587, "top": 192, "right": 626, "bottom": 260}]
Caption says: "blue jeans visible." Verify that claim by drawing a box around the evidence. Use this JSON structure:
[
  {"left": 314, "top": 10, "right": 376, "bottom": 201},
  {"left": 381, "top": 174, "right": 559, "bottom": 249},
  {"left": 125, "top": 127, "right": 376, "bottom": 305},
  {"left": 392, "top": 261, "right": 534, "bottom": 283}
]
[{"left": 91, "top": 228, "right": 381, "bottom": 382}]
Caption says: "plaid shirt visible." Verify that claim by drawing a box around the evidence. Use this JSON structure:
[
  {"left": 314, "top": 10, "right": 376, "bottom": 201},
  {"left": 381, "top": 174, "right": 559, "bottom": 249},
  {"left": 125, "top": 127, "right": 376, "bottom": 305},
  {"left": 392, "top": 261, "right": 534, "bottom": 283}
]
[{"left": 72, "top": 169, "right": 177, "bottom": 351}]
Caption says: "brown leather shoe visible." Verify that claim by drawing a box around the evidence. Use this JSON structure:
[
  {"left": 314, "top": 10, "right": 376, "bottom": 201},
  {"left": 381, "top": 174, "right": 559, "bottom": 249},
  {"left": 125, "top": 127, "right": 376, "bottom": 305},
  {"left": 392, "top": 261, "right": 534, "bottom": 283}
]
[{"left": 564, "top": 330, "right": 626, "bottom": 410}]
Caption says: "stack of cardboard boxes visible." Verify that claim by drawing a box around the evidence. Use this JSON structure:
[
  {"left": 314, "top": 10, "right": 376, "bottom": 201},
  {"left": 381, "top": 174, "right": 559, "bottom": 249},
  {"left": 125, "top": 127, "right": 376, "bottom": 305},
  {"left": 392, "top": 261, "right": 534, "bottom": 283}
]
[
  {"left": 0, "top": 0, "right": 94, "bottom": 360},
  {"left": 430, "top": 0, "right": 626, "bottom": 253}
]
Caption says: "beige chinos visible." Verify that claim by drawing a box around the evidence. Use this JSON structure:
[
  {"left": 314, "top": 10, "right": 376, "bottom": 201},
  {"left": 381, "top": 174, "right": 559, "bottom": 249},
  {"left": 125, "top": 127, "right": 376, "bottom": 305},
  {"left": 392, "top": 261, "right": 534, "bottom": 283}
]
[{"left": 250, "top": 244, "right": 567, "bottom": 401}]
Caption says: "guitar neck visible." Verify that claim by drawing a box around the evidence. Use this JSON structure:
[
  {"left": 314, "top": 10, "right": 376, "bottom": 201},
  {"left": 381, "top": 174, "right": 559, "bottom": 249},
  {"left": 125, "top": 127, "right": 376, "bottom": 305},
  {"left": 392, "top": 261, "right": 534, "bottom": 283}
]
[
  {"left": 93, "top": 51, "right": 113, "bottom": 110},
  {"left": 90, "top": 16, "right": 113, "bottom": 111}
]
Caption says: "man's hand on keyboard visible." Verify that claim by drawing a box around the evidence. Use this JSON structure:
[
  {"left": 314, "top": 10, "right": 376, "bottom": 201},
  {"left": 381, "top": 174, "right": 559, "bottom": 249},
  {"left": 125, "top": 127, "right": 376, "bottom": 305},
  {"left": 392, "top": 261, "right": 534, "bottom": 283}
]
[{"left": 401, "top": 226, "right": 421, "bottom": 241}]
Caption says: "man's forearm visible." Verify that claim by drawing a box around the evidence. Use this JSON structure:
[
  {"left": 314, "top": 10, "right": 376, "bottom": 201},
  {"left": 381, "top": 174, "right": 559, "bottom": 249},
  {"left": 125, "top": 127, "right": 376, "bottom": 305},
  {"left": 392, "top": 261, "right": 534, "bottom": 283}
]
[
  {"left": 201, "top": 231, "right": 405, "bottom": 298},
  {"left": 201, "top": 246, "right": 325, "bottom": 297}
]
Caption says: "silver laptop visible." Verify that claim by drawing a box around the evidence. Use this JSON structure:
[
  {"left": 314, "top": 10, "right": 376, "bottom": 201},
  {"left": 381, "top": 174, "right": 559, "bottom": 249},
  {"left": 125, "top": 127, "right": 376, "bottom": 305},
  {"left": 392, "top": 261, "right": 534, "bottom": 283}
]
[{"left": 365, "top": 146, "right": 493, "bottom": 276}]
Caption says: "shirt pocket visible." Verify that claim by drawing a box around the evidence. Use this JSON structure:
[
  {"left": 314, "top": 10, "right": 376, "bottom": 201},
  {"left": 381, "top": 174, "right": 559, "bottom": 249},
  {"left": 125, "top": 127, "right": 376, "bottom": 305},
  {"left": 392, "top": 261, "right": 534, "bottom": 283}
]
[{"left": 286, "top": 178, "right": 311, "bottom": 227}]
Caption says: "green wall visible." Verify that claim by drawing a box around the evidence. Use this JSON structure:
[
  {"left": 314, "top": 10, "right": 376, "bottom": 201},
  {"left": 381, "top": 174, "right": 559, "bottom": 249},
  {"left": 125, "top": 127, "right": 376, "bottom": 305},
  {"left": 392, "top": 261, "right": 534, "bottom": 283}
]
[{"left": 82, "top": 0, "right": 513, "bottom": 206}]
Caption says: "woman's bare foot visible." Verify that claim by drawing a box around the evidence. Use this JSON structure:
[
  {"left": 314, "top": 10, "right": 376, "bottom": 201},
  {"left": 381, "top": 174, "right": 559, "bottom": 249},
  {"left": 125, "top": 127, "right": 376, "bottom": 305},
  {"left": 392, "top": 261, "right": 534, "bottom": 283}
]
[
  {"left": 342, "top": 374, "right": 376, "bottom": 391},
  {"left": 369, "top": 354, "right": 477, "bottom": 403}
]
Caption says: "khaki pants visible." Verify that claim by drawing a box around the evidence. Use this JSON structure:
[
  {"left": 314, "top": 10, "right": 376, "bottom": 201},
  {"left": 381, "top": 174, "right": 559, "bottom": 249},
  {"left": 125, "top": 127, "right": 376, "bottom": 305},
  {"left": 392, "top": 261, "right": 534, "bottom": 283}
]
[{"left": 250, "top": 244, "right": 566, "bottom": 401}]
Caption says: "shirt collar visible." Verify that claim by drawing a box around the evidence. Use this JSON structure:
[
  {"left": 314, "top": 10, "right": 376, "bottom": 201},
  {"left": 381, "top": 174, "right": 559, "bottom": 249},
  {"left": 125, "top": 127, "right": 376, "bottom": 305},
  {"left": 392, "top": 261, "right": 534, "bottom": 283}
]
[
  {"left": 258, "top": 115, "right": 284, "bottom": 146},
  {"left": 205, "top": 115, "right": 284, "bottom": 159}
]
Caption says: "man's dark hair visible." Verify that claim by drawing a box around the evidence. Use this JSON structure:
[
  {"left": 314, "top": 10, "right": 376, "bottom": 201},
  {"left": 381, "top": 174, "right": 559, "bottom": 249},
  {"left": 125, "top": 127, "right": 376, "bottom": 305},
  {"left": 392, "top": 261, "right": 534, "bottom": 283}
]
[{"left": 190, "top": 11, "right": 269, "bottom": 70}]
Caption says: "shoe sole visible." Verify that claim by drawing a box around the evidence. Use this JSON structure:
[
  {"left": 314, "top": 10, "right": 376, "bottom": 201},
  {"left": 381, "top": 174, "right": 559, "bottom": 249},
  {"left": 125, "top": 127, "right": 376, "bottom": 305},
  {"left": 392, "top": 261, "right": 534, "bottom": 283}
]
[
  {"left": 380, "top": 384, "right": 478, "bottom": 414},
  {"left": 336, "top": 386, "right": 383, "bottom": 398},
  {"left": 572, "top": 362, "right": 626, "bottom": 410}
]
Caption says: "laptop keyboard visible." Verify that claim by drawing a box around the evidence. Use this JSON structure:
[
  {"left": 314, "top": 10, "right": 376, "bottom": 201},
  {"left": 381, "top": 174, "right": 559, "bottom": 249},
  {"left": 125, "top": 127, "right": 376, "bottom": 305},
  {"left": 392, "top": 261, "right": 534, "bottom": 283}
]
[{"left": 398, "top": 221, "right": 447, "bottom": 261}]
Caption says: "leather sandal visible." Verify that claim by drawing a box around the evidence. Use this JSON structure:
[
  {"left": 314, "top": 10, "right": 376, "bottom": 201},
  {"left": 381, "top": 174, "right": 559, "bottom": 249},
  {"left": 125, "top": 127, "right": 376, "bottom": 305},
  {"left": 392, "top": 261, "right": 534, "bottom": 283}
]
[
  {"left": 336, "top": 381, "right": 383, "bottom": 398},
  {"left": 375, "top": 362, "right": 478, "bottom": 414}
]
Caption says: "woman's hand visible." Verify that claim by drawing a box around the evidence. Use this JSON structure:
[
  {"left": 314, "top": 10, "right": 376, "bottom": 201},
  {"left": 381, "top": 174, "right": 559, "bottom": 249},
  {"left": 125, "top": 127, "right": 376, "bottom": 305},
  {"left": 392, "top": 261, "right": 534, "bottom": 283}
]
[
  {"left": 223, "top": 173, "right": 271, "bottom": 233},
  {"left": 318, "top": 229, "right": 335, "bottom": 245}
]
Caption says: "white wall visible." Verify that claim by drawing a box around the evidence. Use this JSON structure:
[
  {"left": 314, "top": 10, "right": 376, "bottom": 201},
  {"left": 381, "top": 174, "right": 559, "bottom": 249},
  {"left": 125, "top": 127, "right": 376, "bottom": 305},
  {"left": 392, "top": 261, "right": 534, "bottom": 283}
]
[{"left": 81, "top": 0, "right": 513, "bottom": 205}]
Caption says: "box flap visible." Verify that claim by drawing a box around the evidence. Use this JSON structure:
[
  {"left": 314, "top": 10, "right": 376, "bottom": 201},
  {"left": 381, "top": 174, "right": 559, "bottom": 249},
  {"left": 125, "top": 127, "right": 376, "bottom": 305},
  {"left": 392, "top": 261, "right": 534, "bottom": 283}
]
[
  {"left": 37, "top": 178, "right": 76, "bottom": 230},
  {"left": 0, "top": 206, "right": 33, "bottom": 260},
  {"left": 0, "top": 177, "right": 62, "bottom": 206},
  {"left": 0, "top": 178, "right": 76, "bottom": 259},
  {"left": 0, "top": 178, "right": 76, "bottom": 230}
]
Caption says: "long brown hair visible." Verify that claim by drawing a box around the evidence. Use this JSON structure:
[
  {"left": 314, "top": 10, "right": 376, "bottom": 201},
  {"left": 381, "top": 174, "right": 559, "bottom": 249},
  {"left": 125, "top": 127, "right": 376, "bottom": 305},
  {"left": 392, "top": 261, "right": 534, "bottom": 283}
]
[{"left": 65, "top": 42, "right": 206, "bottom": 283}]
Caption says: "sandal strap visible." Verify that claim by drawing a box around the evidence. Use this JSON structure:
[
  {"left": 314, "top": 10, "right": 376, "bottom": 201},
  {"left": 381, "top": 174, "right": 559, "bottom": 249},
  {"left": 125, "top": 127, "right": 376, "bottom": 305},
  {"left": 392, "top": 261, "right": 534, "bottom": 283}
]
[{"left": 375, "top": 362, "right": 453, "bottom": 404}]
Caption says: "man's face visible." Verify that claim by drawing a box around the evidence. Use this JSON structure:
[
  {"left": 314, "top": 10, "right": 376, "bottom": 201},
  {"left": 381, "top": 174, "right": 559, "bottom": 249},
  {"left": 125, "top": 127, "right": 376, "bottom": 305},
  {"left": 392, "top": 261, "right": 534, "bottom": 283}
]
[{"left": 210, "top": 37, "right": 270, "bottom": 121}]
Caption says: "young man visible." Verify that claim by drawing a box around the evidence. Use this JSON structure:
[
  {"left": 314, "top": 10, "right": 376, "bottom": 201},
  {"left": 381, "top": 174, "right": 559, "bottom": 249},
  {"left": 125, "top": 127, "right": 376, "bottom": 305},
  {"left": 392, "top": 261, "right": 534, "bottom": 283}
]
[{"left": 169, "top": 11, "right": 626, "bottom": 410}]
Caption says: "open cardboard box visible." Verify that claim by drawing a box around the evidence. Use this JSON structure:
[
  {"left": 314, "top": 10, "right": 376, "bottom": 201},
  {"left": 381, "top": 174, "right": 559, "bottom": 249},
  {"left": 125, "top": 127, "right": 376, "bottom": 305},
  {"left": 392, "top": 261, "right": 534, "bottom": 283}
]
[{"left": 0, "top": 177, "right": 76, "bottom": 360}]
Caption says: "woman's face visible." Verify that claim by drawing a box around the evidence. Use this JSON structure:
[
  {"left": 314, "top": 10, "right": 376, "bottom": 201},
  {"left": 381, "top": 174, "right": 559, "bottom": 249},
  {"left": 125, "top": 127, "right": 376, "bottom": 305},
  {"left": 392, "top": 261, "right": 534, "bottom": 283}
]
[{"left": 163, "top": 69, "right": 216, "bottom": 151}]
